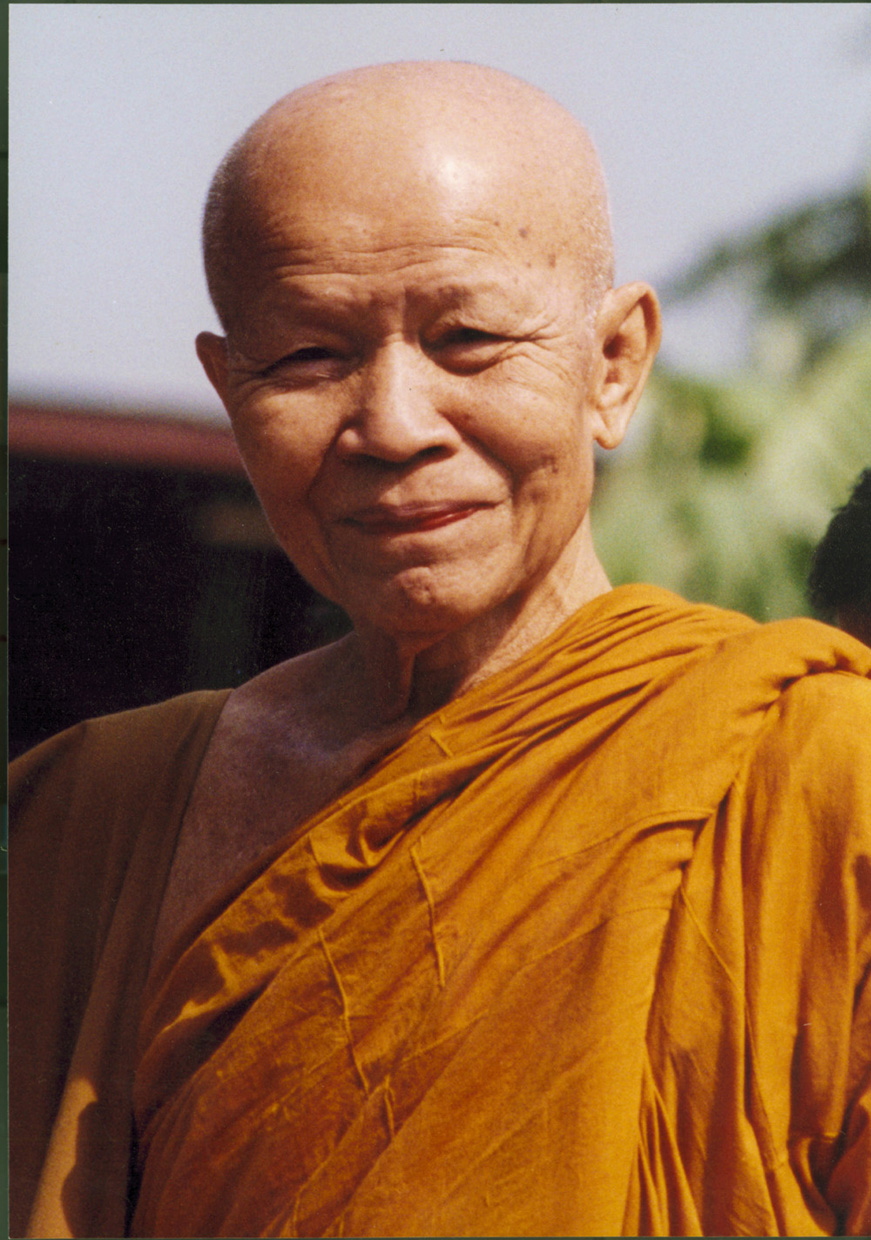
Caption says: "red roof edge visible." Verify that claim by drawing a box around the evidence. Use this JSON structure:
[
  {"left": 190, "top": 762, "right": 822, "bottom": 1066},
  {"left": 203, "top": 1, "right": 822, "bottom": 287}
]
[{"left": 9, "top": 402, "right": 247, "bottom": 478}]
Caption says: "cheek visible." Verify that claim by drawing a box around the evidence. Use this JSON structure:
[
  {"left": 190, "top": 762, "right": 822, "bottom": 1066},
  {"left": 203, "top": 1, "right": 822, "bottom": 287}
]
[
  {"left": 489, "top": 402, "right": 594, "bottom": 507},
  {"left": 229, "top": 422, "right": 342, "bottom": 599},
  {"left": 466, "top": 358, "right": 591, "bottom": 467},
  {"left": 498, "top": 419, "right": 596, "bottom": 559},
  {"left": 228, "top": 397, "right": 333, "bottom": 520}
]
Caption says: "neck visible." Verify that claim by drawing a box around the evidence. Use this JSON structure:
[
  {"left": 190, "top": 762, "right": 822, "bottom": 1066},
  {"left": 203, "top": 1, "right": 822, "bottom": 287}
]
[{"left": 344, "top": 540, "right": 613, "bottom": 728}]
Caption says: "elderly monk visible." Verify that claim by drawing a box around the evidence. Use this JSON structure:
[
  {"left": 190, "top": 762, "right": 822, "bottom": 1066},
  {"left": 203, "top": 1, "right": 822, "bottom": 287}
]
[{"left": 10, "top": 62, "right": 871, "bottom": 1238}]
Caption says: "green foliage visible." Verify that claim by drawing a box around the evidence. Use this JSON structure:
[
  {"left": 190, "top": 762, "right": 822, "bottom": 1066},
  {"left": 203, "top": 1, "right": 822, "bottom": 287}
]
[
  {"left": 593, "top": 322, "right": 871, "bottom": 621},
  {"left": 593, "top": 172, "right": 871, "bottom": 621},
  {"left": 663, "top": 179, "right": 871, "bottom": 371}
]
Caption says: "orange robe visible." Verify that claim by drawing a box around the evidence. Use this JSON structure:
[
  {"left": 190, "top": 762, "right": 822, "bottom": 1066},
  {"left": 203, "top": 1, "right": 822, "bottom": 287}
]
[
  {"left": 11, "top": 586, "right": 871, "bottom": 1236},
  {"left": 10, "top": 690, "right": 231, "bottom": 1238}
]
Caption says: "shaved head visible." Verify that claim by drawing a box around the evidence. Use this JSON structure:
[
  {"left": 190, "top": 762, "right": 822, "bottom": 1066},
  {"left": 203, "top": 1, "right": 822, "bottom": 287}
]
[
  {"left": 203, "top": 61, "right": 614, "bottom": 334},
  {"left": 195, "top": 59, "right": 660, "bottom": 656}
]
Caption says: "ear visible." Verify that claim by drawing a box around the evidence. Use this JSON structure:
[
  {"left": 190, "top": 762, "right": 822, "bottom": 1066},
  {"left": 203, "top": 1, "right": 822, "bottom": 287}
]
[
  {"left": 588, "top": 282, "right": 661, "bottom": 450},
  {"left": 196, "top": 331, "right": 231, "bottom": 407}
]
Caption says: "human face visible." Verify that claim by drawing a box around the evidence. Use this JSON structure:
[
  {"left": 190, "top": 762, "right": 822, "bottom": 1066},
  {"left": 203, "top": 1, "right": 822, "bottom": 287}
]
[{"left": 202, "top": 166, "right": 606, "bottom": 645}]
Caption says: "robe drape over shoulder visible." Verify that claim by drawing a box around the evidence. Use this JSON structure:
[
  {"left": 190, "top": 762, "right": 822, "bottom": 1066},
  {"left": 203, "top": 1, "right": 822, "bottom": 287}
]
[{"left": 10, "top": 586, "right": 871, "bottom": 1237}]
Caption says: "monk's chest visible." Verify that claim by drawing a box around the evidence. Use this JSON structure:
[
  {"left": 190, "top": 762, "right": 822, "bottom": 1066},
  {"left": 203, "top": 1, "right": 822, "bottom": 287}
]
[{"left": 149, "top": 722, "right": 409, "bottom": 971}]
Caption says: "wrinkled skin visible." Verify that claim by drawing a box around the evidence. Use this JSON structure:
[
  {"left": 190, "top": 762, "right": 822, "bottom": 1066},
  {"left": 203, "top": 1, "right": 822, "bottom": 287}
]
[{"left": 198, "top": 62, "right": 661, "bottom": 718}]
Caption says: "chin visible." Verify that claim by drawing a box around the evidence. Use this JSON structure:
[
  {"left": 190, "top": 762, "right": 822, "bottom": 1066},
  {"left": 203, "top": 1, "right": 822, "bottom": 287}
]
[
  {"left": 345, "top": 569, "right": 502, "bottom": 637},
  {"left": 347, "top": 560, "right": 540, "bottom": 647}
]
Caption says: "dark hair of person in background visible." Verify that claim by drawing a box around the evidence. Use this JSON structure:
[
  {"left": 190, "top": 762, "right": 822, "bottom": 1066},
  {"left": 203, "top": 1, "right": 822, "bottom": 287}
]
[{"left": 808, "top": 467, "right": 871, "bottom": 646}]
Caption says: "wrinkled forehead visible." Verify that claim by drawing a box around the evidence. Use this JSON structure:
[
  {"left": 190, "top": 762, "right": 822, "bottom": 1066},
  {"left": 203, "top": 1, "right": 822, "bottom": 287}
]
[
  {"left": 223, "top": 193, "right": 583, "bottom": 351},
  {"left": 209, "top": 68, "right": 612, "bottom": 332},
  {"left": 244, "top": 115, "right": 572, "bottom": 247},
  {"left": 242, "top": 177, "right": 582, "bottom": 326}
]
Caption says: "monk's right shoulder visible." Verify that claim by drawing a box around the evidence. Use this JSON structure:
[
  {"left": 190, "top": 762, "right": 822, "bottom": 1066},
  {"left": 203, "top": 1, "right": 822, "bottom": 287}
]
[{"left": 9, "top": 689, "right": 230, "bottom": 814}]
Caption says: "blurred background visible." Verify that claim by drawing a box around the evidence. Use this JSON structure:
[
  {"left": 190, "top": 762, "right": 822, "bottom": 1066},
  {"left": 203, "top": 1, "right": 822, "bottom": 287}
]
[{"left": 9, "top": 2, "right": 871, "bottom": 756}]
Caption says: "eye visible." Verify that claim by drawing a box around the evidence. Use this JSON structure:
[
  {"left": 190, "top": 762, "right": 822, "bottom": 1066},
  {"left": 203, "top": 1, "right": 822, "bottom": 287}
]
[
  {"left": 296, "top": 346, "right": 332, "bottom": 359},
  {"left": 427, "top": 327, "right": 508, "bottom": 372},
  {"left": 279, "top": 346, "right": 337, "bottom": 367},
  {"left": 260, "top": 345, "right": 348, "bottom": 384},
  {"left": 441, "top": 328, "right": 494, "bottom": 346}
]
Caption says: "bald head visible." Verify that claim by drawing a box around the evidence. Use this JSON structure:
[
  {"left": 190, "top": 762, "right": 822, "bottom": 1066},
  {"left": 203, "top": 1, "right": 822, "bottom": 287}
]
[{"left": 202, "top": 61, "right": 614, "bottom": 334}]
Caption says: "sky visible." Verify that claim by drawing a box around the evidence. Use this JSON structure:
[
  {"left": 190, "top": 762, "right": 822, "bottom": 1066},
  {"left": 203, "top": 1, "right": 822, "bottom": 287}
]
[{"left": 10, "top": 3, "right": 871, "bottom": 422}]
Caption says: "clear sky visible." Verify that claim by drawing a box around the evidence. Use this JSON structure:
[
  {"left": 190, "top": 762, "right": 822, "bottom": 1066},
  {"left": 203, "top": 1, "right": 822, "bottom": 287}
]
[{"left": 10, "top": 3, "right": 871, "bottom": 421}]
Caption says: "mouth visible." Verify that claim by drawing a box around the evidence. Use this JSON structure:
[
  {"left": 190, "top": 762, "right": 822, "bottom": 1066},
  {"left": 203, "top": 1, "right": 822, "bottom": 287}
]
[{"left": 343, "top": 502, "right": 489, "bottom": 535}]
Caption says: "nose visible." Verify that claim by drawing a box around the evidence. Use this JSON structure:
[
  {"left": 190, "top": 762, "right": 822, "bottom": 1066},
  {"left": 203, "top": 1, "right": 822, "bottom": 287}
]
[{"left": 334, "top": 341, "right": 460, "bottom": 465}]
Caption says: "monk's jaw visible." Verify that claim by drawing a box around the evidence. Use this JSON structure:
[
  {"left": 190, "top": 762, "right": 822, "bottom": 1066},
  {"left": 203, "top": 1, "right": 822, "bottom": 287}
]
[{"left": 342, "top": 532, "right": 610, "bottom": 723}]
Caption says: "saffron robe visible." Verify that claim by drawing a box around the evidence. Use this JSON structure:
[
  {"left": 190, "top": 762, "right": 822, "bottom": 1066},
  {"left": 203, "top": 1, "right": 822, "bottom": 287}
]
[{"left": 10, "top": 586, "right": 871, "bottom": 1236}]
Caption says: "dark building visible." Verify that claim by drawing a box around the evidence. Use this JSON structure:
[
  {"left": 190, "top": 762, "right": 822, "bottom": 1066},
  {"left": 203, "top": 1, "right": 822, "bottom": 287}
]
[{"left": 9, "top": 403, "right": 349, "bottom": 759}]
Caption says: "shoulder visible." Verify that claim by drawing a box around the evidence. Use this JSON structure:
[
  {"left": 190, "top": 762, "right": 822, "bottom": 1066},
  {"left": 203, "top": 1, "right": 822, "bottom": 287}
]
[
  {"left": 211, "top": 634, "right": 365, "bottom": 768},
  {"left": 678, "top": 662, "right": 871, "bottom": 990},
  {"left": 750, "top": 667, "right": 871, "bottom": 795},
  {"left": 225, "top": 637, "right": 353, "bottom": 719},
  {"left": 733, "top": 668, "right": 871, "bottom": 905},
  {"left": 664, "top": 611, "right": 871, "bottom": 786},
  {"left": 10, "top": 688, "right": 231, "bottom": 813},
  {"left": 778, "top": 662, "right": 871, "bottom": 720},
  {"left": 9, "top": 690, "right": 232, "bottom": 897},
  {"left": 10, "top": 691, "right": 233, "bottom": 1036}
]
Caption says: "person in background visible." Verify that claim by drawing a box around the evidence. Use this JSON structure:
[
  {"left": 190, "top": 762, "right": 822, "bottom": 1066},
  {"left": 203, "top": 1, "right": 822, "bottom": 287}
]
[
  {"left": 809, "top": 467, "right": 871, "bottom": 645},
  {"left": 10, "top": 61, "right": 871, "bottom": 1238}
]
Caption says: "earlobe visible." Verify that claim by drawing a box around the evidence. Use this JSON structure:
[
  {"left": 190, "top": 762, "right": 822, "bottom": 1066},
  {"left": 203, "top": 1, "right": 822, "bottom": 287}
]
[
  {"left": 196, "top": 331, "right": 231, "bottom": 406},
  {"left": 590, "top": 283, "right": 661, "bottom": 450}
]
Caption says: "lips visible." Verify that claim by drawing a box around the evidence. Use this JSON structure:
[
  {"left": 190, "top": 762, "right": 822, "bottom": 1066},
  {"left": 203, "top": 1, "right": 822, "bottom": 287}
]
[{"left": 343, "top": 502, "right": 488, "bottom": 535}]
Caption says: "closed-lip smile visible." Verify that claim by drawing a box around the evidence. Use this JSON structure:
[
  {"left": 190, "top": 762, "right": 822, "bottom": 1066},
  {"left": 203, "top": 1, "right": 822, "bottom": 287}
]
[{"left": 343, "top": 501, "right": 489, "bottom": 534}]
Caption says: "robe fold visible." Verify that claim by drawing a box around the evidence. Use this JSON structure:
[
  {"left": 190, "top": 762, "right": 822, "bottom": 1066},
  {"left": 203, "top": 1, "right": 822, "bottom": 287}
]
[{"left": 10, "top": 585, "right": 871, "bottom": 1237}]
